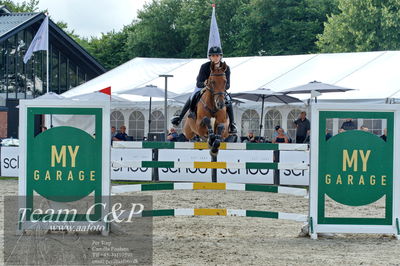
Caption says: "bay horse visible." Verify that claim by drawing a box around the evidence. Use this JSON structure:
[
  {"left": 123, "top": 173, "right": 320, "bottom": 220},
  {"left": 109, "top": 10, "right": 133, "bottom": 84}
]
[{"left": 183, "top": 61, "right": 230, "bottom": 156}]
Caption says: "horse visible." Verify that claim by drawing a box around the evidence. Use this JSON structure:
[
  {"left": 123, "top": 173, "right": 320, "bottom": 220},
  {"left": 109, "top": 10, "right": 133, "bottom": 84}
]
[{"left": 182, "top": 61, "right": 230, "bottom": 156}]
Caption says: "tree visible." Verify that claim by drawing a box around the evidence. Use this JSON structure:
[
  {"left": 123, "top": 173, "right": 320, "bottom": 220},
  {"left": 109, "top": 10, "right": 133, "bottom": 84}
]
[
  {"left": 84, "top": 25, "right": 134, "bottom": 70},
  {"left": 0, "top": 0, "right": 39, "bottom": 12},
  {"left": 175, "top": 0, "right": 249, "bottom": 57},
  {"left": 126, "top": 0, "right": 185, "bottom": 58},
  {"left": 317, "top": 0, "right": 400, "bottom": 52},
  {"left": 235, "top": 0, "right": 338, "bottom": 56}
]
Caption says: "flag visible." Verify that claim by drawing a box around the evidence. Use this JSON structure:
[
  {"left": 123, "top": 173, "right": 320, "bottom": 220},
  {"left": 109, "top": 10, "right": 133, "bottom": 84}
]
[
  {"left": 99, "top": 86, "right": 111, "bottom": 96},
  {"left": 23, "top": 16, "right": 49, "bottom": 64},
  {"left": 207, "top": 4, "right": 222, "bottom": 57}
]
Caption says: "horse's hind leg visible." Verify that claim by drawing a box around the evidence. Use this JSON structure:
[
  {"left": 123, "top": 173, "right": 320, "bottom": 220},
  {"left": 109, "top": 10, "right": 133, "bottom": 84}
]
[{"left": 216, "top": 123, "right": 225, "bottom": 136}]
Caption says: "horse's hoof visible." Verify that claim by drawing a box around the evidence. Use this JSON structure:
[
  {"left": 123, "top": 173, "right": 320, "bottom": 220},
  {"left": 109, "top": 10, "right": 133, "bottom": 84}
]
[
  {"left": 213, "top": 139, "right": 221, "bottom": 149},
  {"left": 210, "top": 150, "right": 218, "bottom": 157}
]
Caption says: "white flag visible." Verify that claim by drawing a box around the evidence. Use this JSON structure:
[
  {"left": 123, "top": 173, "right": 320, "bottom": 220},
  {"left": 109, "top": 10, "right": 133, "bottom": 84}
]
[
  {"left": 207, "top": 6, "right": 221, "bottom": 57},
  {"left": 23, "top": 16, "right": 48, "bottom": 64}
]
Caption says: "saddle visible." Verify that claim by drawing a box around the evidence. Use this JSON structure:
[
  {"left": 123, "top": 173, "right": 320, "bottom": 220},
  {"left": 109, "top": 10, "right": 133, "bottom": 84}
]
[{"left": 188, "top": 90, "right": 203, "bottom": 119}]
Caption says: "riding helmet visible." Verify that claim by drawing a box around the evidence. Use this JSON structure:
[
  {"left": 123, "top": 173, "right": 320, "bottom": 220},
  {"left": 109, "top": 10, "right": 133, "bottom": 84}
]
[{"left": 208, "top": 46, "right": 223, "bottom": 55}]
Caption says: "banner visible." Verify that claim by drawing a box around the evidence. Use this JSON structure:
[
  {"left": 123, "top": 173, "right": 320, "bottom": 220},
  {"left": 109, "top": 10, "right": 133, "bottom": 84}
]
[
  {"left": 3, "top": 147, "right": 308, "bottom": 185},
  {"left": 158, "top": 149, "right": 212, "bottom": 182},
  {"left": 217, "top": 150, "right": 274, "bottom": 184},
  {"left": 111, "top": 148, "right": 152, "bottom": 180},
  {"left": 279, "top": 151, "right": 309, "bottom": 185},
  {"left": 1, "top": 146, "right": 19, "bottom": 177}
]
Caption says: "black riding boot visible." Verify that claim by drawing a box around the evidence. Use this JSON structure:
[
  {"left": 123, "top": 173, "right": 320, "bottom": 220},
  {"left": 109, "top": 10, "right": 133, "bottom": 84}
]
[
  {"left": 226, "top": 102, "right": 237, "bottom": 134},
  {"left": 171, "top": 97, "right": 191, "bottom": 126}
]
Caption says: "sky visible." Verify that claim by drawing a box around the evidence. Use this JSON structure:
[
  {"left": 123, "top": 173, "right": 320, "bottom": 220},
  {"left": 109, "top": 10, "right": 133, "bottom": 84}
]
[{"left": 16, "top": 0, "right": 149, "bottom": 38}]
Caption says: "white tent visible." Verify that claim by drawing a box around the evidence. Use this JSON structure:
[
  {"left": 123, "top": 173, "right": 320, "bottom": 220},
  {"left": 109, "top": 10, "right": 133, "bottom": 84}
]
[
  {"left": 62, "top": 51, "right": 400, "bottom": 102},
  {"left": 63, "top": 51, "right": 400, "bottom": 100}
]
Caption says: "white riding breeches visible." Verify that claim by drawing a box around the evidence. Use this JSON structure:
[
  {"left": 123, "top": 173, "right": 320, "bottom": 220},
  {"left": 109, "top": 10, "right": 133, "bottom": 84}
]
[{"left": 191, "top": 87, "right": 201, "bottom": 99}]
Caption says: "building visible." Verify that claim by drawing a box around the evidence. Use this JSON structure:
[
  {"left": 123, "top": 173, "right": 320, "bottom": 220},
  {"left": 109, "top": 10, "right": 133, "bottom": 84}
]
[{"left": 0, "top": 6, "right": 106, "bottom": 137}]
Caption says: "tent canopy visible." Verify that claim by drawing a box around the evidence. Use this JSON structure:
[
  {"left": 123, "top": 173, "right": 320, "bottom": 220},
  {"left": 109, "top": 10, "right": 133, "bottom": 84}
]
[{"left": 62, "top": 51, "right": 400, "bottom": 101}]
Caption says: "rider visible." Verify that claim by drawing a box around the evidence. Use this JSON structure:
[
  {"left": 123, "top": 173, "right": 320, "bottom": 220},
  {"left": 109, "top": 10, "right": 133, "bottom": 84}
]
[{"left": 171, "top": 46, "right": 237, "bottom": 133}]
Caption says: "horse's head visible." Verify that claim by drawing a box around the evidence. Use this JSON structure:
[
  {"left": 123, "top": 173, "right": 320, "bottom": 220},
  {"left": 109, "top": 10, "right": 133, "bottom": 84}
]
[{"left": 208, "top": 61, "right": 227, "bottom": 110}]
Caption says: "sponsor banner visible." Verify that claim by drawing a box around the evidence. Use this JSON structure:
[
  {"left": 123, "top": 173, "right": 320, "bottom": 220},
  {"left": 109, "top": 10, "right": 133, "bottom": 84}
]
[
  {"left": 158, "top": 149, "right": 212, "bottom": 182},
  {"left": 279, "top": 151, "right": 309, "bottom": 186},
  {"left": 1, "top": 147, "right": 152, "bottom": 180},
  {"left": 111, "top": 148, "right": 152, "bottom": 181},
  {"left": 1, "top": 147, "right": 19, "bottom": 177},
  {"left": 2, "top": 146, "right": 308, "bottom": 185},
  {"left": 217, "top": 150, "right": 274, "bottom": 184}
]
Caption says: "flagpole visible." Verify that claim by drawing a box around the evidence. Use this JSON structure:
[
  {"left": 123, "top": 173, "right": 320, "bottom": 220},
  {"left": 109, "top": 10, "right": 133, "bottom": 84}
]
[
  {"left": 46, "top": 13, "right": 49, "bottom": 93},
  {"left": 46, "top": 43, "right": 49, "bottom": 93}
]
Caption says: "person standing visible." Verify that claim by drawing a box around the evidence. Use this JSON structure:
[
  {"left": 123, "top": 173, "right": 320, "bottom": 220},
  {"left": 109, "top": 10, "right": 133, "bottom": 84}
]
[{"left": 294, "top": 111, "right": 310, "bottom": 143}]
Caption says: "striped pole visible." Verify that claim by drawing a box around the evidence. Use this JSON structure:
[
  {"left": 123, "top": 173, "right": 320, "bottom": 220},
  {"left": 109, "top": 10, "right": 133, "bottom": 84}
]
[
  {"left": 113, "top": 141, "right": 308, "bottom": 151},
  {"left": 121, "top": 208, "right": 307, "bottom": 222},
  {"left": 111, "top": 160, "right": 308, "bottom": 170},
  {"left": 112, "top": 182, "right": 308, "bottom": 197}
]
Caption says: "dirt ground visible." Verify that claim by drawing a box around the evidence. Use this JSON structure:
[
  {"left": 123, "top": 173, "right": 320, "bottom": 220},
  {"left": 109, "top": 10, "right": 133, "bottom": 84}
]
[{"left": 1, "top": 179, "right": 400, "bottom": 265}]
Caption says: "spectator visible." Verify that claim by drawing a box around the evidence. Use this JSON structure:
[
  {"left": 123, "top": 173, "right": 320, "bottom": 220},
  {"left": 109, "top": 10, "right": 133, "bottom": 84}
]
[
  {"left": 294, "top": 111, "right": 310, "bottom": 143},
  {"left": 272, "top": 125, "right": 290, "bottom": 142},
  {"left": 341, "top": 118, "right": 357, "bottom": 131},
  {"left": 41, "top": 126, "right": 47, "bottom": 132},
  {"left": 272, "top": 128, "right": 289, "bottom": 143},
  {"left": 326, "top": 129, "right": 332, "bottom": 141},
  {"left": 243, "top": 131, "right": 257, "bottom": 143},
  {"left": 167, "top": 127, "right": 179, "bottom": 142},
  {"left": 380, "top": 128, "right": 387, "bottom": 142},
  {"left": 272, "top": 125, "right": 289, "bottom": 138},
  {"left": 360, "top": 125, "right": 369, "bottom": 132},
  {"left": 110, "top": 126, "right": 117, "bottom": 144},
  {"left": 114, "top": 125, "right": 128, "bottom": 141}
]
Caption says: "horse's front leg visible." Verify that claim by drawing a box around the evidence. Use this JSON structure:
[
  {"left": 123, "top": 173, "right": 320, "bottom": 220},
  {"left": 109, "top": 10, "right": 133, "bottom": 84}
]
[
  {"left": 209, "top": 123, "right": 224, "bottom": 155},
  {"left": 201, "top": 117, "right": 215, "bottom": 146}
]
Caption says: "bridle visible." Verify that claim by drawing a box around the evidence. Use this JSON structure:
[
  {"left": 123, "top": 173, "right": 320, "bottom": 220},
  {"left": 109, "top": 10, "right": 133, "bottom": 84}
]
[{"left": 200, "top": 71, "right": 227, "bottom": 115}]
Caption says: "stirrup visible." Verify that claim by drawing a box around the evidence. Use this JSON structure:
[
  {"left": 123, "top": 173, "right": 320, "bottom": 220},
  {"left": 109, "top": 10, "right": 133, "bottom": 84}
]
[
  {"left": 171, "top": 116, "right": 181, "bottom": 126},
  {"left": 229, "top": 123, "right": 237, "bottom": 134}
]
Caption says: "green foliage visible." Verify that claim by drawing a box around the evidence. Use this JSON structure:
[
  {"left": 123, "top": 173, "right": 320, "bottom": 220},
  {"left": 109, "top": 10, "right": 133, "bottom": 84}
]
[
  {"left": 236, "top": 0, "right": 338, "bottom": 56},
  {"left": 0, "top": 0, "right": 39, "bottom": 12},
  {"left": 2, "top": 0, "right": 337, "bottom": 69},
  {"left": 85, "top": 26, "right": 133, "bottom": 70},
  {"left": 123, "top": 0, "right": 336, "bottom": 59},
  {"left": 126, "top": 0, "right": 185, "bottom": 58},
  {"left": 317, "top": 0, "right": 400, "bottom": 52}
]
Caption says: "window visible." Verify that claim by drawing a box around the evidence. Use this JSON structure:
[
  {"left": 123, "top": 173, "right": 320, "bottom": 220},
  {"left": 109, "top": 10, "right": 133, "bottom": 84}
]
[
  {"left": 339, "top": 118, "right": 358, "bottom": 131},
  {"left": 150, "top": 110, "right": 165, "bottom": 132},
  {"left": 59, "top": 53, "right": 67, "bottom": 93},
  {"left": 241, "top": 109, "right": 259, "bottom": 136},
  {"left": 326, "top": 118, "right": 333, "bottom": 136},
  {"left": 287, "top": 109, "right": 302, "bottom": 140},
  {"left": 361, "top": 119, "right": 383, "bottom": 135},
  {"left": 69, "top": 61, "right": 77, "bottom": 89},
  {"left": 6, "top": 35, "right": 16, "bottom": 97},
  {"left": 111, "top": 111, "right": 124, "bottom": 130},
  {"left": 264, "top": 109, "right": 282, "bottom": 141},
  {"left": 128, "top": 111, "right": 145, "bottom": 140},
  {"left": 78, "top": 67, "right": 85, "bottom": 85},
  {"left": 50, "top": 46, "right": 59, "bottom": 93}
]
